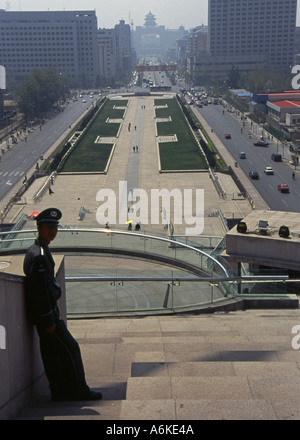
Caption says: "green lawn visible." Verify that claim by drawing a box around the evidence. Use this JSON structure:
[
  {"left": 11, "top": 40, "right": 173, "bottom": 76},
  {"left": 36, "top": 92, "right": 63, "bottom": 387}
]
[
  {"left": 60, "top": 143, "right": 113, "bottom": 172},
  {"left": 60, "top": 99, "right": 127, "bottom": 172},
  {"left": 59, "top": 97, "right": 207, "bottom": 173},
  {"left": 155, "top": 98, "right": 208, "bottom": 170}
]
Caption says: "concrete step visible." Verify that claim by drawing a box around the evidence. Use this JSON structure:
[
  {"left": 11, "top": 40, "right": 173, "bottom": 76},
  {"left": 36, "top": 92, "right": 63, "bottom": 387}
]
[
  {"left": 16, "top": 400, "right": 123, "bottom": 420},
  {"left": 131, "top": 361, "right": 300, "bottom": 378},
  {"left": 14, "top": 311, "right": 300, "bottom": 420},
  {"left": 120, "top": 398, "right": 280, "bottom": 420},
  {"left": 125, "top": 376, "right": 300, "bottom": 401}
]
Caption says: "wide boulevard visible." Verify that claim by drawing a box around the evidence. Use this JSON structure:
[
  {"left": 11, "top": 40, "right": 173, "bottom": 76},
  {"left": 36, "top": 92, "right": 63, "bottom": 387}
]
[
  {"left": 1, "top": 82, "right": 300, "bottom": 216},
  {"left": 194, "top": 103, "right": 300, "bottom": 213},
  {"left": 0, "top": 96, "right": 97, "bottom": 202}
]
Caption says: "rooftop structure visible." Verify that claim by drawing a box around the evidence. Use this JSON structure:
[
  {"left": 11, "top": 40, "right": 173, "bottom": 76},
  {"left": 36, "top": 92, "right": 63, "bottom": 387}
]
[
  {"left": 133, "top": 12, "right": 186, "bottom": 57},
  {"left": 144, "top": 11, "right": 157, "bottom": 28},
  {"left": 225, "top": 210, "right": 300, "bottom": 272}
]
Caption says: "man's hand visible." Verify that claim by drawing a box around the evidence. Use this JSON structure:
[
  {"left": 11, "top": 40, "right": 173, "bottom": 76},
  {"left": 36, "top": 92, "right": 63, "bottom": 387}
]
[{"left": 45, "top": 324, "right": 56, "bottom": 334}]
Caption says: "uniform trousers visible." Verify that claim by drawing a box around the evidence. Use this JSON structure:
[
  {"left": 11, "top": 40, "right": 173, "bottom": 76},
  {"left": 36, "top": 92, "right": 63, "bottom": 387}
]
[{"left": 37, "top": 319, "right": 90, "bottom": 400}]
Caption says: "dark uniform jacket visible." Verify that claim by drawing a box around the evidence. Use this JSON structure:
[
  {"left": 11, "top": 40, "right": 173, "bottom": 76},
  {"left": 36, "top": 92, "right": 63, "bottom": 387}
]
[{"left": 23, "top": 238, "right": 61, "bottom": 331}]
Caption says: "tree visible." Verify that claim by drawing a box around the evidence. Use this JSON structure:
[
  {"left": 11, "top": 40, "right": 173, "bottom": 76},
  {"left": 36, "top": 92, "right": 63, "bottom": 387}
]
[
  {"left": 17, "top": 68, "right": 69, "bottom": 121},
  {"left": 241, "top": 66, "right": 292, "bottom": 93}
]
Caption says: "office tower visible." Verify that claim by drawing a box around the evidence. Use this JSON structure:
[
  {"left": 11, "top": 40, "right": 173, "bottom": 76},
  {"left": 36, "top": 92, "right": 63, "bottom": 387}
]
[
  {"left": 0, "top": 10, "right": 99, "bottom": 87},
  {"left": 208, "top": 0, "right": 297, "bottom": 70},
  {"left": 115, "top": 20, "right": 132, "bottom": 73},
  {"left": 97, "top": 28, "right": 117, "bottom": 84}
]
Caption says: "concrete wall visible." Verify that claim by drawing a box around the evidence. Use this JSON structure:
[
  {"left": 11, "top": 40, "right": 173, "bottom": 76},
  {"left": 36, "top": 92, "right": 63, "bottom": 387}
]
[
  {"left": 226, "top": 232, "right": 300, "bottom": 271},
  {"left": 0, "top": 255, "right": 66, "bottom": 420}
]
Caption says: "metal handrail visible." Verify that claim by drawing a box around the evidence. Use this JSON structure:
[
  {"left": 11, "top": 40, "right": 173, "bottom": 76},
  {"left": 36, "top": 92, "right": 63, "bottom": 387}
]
[
  {"left": 65, "top": 275, "right": 289, "bottom": 283},
  {"left": 0, "top": 227, "right": 230, "bottom": 277}
]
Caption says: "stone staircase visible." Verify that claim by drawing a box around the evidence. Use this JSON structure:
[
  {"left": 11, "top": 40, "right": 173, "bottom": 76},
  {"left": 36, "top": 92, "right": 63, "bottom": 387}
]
[{"left": 16, "top": 309, "right": 300, "bottom": 420}]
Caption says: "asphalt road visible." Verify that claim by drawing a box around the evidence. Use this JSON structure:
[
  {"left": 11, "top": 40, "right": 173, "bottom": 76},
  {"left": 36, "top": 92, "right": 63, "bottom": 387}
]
[
  {"left": 194, "top": 103, "right": 300, "bottom": 213},
  {"left": 0, "top": 97, "right": 97, "bottom": 202}
]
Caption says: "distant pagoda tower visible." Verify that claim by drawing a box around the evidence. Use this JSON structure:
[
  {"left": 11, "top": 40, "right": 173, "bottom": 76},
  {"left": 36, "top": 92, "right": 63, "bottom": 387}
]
[{"left": 144, "top": 11, "right": 157, "bottom": 28}]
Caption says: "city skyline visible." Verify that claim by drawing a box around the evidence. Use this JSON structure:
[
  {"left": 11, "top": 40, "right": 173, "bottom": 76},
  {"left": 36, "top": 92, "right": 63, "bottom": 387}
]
[
  {"left": 3, "top": 0, "right": 300, "bottom": 29},
  {"left": 1, "top": 0, "right": 205, "bottom": 29}
]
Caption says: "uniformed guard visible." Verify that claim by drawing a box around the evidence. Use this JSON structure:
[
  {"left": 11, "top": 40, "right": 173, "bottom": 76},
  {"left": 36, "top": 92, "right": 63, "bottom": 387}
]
[{"left": 23, "top": 207, "right": 102, "bottom": 402}]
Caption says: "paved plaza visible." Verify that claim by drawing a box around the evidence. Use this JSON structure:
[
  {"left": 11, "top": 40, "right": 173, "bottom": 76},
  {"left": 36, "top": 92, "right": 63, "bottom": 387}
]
[{"left": 5, "top": 94, "right": 253, "bottom": 235}]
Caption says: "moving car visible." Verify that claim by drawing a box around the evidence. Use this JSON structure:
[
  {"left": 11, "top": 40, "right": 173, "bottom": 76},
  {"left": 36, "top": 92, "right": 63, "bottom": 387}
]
[
  {"left": 271, "top": 153, "right": 282, "bottom": 162},
  {"left": 225, "top": 133, "right": 231, "bottom": 139},
  {"left": 249, "top": 171, "right": 259, "bottom": 179},
  {"left": 254, "top": 140, "right": 269, "bottom": 147},
  {"left": 278, "top": 183, "right": 289, "bottom": 193},
  {"left": 239, "top": 152, "right": 246, "bottom": 159},
  {"left": 264, "top": 166, "right": 274, "bottom": 175}
]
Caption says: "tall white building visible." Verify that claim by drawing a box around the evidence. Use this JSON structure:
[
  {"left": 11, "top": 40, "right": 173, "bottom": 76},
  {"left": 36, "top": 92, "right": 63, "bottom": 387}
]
[
  {"left": 0, "top": 10, "right": 99, "bottom": 87},
  {"left": 208, "top": 0, "right": 297, "bottom": 70}
]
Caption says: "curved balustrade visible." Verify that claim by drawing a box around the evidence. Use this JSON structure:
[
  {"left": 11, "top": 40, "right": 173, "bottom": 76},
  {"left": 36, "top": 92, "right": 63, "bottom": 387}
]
[
  {"left": 0, "top": 227, "right": 230, "bottom": 276},
  {"left": 0, "top": 227, "right": 291, "bottom": 317}
]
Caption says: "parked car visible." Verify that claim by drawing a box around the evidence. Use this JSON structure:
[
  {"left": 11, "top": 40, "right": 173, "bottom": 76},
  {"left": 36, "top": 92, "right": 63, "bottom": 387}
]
[
  {"left": 249, "top": 171, "right": 259, "bottom": 179},
  {"left": 225, "top": 133, "right": 231, "bottom": 139},
  {"left": 239, "top": 152, "right": 246, "bottom": 159},
  {"left": 278, "top": 183, "right": 289, "bottom": 193},
  {"left": 264, "top": 166, "right": 274, "bottom": 175}
]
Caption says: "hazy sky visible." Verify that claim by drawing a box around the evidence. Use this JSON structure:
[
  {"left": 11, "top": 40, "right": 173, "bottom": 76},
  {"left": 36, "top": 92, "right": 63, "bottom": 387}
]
[
  {"left": 2, "top": 0, "right": 300, "bottom": 29},
  {"left": 2, "top": 0, "right": 206, "bottom": 29}
]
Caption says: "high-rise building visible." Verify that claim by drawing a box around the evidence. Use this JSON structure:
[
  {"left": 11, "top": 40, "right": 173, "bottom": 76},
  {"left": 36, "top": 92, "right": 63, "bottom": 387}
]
[
  {"left": 0, "top": 10, "right": 99, "bottom": 87},
  {"left": 208, "top": 0, "right": 297, "bottom": 70},
  {"left": 115, "top": 20, "right": 132, "bottom": 73},
  {"left": 97, "top": 28, "right": 117, "bottom": 85}
]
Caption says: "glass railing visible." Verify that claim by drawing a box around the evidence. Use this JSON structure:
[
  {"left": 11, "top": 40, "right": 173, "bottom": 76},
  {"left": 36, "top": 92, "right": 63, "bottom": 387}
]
[
  {"left": 0, "top": 227, "right": 231, "bottom": 277},
  {"left": 0, "top": 227, "right": 294, "bottom": 317},
  {"left": 65, "top": 273, "right": 234, "bottom": 317}
]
